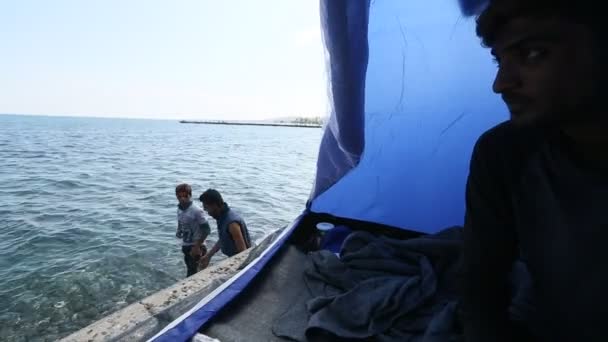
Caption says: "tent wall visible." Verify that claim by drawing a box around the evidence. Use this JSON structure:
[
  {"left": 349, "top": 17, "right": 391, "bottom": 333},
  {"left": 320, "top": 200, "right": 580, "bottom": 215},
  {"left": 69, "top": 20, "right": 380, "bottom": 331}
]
[{"left": 311, "top": 0, "right": 508, "bottom": 233}]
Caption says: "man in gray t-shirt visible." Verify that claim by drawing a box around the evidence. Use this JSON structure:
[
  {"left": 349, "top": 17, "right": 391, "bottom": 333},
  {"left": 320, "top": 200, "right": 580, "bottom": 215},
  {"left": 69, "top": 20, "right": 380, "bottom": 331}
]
[{"left": 175, "top": 183, "right": 210, "bottom": 277}]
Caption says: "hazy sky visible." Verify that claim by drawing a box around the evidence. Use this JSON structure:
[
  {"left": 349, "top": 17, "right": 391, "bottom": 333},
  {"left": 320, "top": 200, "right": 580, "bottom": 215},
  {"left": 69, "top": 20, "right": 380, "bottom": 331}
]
[{"left": 0, "top": 1, "right": 327, "bottom": 120}]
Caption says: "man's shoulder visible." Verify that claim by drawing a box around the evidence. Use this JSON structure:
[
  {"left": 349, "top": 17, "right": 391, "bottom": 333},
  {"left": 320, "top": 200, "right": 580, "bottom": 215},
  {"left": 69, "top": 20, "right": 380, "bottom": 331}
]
[
  {"left": 224, "top": 205, "right": 237, "bottom": 216},
  {"left": 473, "top": 121, "right": 540, "bottom": 160},
  {"left": 183, "top": 203, "right": 206, "bottom": 218},
  {"left": 476, "top": 121, "right": 516, "bottom": 149},
  {"left": 226, "top": 208, "right": 244, "bottom": 221},
  {"left": 192, "top": 205, "right": 208, "bottom": 221}
]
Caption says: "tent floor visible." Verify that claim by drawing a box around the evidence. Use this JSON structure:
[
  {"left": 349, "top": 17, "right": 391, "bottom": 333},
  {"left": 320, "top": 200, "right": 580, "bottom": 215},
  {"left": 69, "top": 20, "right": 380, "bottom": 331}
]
[{"left": 201, "top": 244, "right": 308, "bottom": 341}]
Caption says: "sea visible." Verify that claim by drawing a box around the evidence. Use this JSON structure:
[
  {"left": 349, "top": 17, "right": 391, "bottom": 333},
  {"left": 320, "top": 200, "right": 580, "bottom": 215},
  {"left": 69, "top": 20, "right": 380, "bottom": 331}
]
[{"left": 0, "top": 114, "right": 322, "bottom": 341}]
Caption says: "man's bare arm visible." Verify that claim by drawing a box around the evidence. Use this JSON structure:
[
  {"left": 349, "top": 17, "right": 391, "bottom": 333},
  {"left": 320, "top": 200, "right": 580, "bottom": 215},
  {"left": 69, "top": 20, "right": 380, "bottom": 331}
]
[{"left": 228, "top": 222, "right": 247, "bottom": 253}]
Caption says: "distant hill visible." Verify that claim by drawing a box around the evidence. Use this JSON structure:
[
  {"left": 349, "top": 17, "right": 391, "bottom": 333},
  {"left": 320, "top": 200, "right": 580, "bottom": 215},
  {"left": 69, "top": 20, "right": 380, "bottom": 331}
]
[{"left": 267, "top": 116, "right": 324, "bottom": 125}]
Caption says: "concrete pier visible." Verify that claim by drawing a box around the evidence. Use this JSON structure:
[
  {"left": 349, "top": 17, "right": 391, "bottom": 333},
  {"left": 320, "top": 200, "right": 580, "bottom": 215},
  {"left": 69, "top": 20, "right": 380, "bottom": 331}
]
[
  {"left": 179, "top": 120, "right": 321, "bottom": 128},
  {"left": 60, "top": 249, "right": 253, "bottom": 342}
]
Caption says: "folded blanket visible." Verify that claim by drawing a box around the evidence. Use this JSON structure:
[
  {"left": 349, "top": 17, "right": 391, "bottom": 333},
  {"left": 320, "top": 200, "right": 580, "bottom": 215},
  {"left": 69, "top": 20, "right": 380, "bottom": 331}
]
[{"left": 273, "top": 227, "right": 465, "bottom": 341}]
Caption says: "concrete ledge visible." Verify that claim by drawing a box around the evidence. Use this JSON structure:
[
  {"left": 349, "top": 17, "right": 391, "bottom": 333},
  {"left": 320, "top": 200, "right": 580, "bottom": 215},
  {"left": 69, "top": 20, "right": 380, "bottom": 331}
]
[{"left": 60, "top": 249, "right": 253, "bottom": 342}]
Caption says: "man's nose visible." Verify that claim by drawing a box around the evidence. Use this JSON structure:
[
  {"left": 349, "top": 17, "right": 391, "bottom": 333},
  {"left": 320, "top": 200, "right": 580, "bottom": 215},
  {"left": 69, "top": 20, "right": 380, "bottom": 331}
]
[{"left": 492, "top": 63, "right": 520, "bottom": 94}]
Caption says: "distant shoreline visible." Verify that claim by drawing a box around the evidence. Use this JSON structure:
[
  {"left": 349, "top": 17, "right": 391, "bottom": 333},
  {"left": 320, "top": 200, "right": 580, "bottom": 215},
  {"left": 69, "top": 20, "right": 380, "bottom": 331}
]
[
  {"left": 0, "top": 114, "right": 324, "bottom": 126},
  {"left": 179, "top": 120, "right": 322, "bottom": 128}
]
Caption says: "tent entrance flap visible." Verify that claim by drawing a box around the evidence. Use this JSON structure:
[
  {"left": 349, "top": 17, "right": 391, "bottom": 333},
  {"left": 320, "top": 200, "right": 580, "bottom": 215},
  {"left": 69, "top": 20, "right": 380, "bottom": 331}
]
[{"left": 309, "top": 0, "right": 369, "bottom": 201}]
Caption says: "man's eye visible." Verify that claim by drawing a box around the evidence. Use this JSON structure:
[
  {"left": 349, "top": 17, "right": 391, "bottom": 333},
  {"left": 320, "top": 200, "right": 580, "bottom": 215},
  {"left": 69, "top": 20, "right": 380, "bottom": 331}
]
[{"left": 522, "top": 47, "right": 545, "bottom": 62}]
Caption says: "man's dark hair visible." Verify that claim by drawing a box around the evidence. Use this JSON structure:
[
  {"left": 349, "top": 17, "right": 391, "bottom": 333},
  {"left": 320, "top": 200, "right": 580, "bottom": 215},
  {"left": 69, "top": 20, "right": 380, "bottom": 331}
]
[
  {"left": 199, "top": 189, "right": 223, "bottom": 206},
  {"left": 476, "top": 0, "right": 604, "bottom": 47},
  {"left": 175, "top": 183, "right": 192, "bottom": 196}
]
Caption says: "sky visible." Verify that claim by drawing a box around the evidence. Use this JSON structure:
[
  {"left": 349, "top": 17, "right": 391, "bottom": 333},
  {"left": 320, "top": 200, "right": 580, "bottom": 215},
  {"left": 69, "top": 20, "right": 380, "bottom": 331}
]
[{"left": 0, "top": 1, "right": 327, "bottom": 120}]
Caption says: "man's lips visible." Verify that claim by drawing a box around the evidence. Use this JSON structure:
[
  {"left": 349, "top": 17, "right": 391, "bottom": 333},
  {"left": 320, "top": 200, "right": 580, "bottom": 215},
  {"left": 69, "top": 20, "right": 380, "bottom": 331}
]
[{"left": 502, "top": 94, "right": 531, "bottom": 114}]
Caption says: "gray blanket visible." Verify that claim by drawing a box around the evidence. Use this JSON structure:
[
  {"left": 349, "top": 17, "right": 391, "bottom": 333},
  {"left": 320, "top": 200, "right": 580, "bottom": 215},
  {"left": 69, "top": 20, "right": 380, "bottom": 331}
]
[{"left": 272, "top": 227, "right": 464, "bottom": 342}]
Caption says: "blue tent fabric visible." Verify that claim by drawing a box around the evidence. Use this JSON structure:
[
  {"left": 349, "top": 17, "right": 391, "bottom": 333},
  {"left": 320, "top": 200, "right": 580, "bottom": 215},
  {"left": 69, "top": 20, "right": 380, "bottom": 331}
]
[
  {"left": 458, "top": 0, "right": 489, "bottom": 16},
  {"left": 311, "top": 0, "right": 508, "bottom": 233},
  {"left": 309, "top": 0, "right": 369, "bottom": 201}
]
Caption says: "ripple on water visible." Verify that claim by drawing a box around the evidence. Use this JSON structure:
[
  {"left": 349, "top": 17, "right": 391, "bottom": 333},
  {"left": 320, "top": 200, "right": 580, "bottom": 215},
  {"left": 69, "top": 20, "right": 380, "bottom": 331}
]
[{"left": 50, "top": 179, "right": 86, "bottom": 190}]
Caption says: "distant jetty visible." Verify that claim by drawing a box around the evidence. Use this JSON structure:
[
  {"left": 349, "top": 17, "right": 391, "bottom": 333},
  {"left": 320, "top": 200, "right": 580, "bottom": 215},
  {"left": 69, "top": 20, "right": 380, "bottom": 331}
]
[{"left": 179, "top": 120, "right": 322, "bottom": 128}]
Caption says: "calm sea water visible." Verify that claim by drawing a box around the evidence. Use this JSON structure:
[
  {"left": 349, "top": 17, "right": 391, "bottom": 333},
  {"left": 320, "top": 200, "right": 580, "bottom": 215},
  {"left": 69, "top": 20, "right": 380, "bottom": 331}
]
[{"left": 0, "top": 114, "right": 321, "bottom": 341}]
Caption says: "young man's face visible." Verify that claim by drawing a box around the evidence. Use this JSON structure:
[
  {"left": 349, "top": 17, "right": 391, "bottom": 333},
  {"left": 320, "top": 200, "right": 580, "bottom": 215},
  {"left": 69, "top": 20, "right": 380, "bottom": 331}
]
[
  {"left": 490, "top": 15, "right": 601, "bottom": 127},
  {"left": 176, "top": 191, "right": 191, "bottom": 206},
  {"left": 202, "top": 202, "right": 222, "bottom": 219}
]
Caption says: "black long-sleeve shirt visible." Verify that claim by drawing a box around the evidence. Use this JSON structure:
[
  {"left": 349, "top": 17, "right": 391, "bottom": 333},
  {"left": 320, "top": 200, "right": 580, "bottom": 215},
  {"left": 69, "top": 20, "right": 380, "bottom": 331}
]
[{"left": 462, "top": 121, "right": 608, "bottom": 342}]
